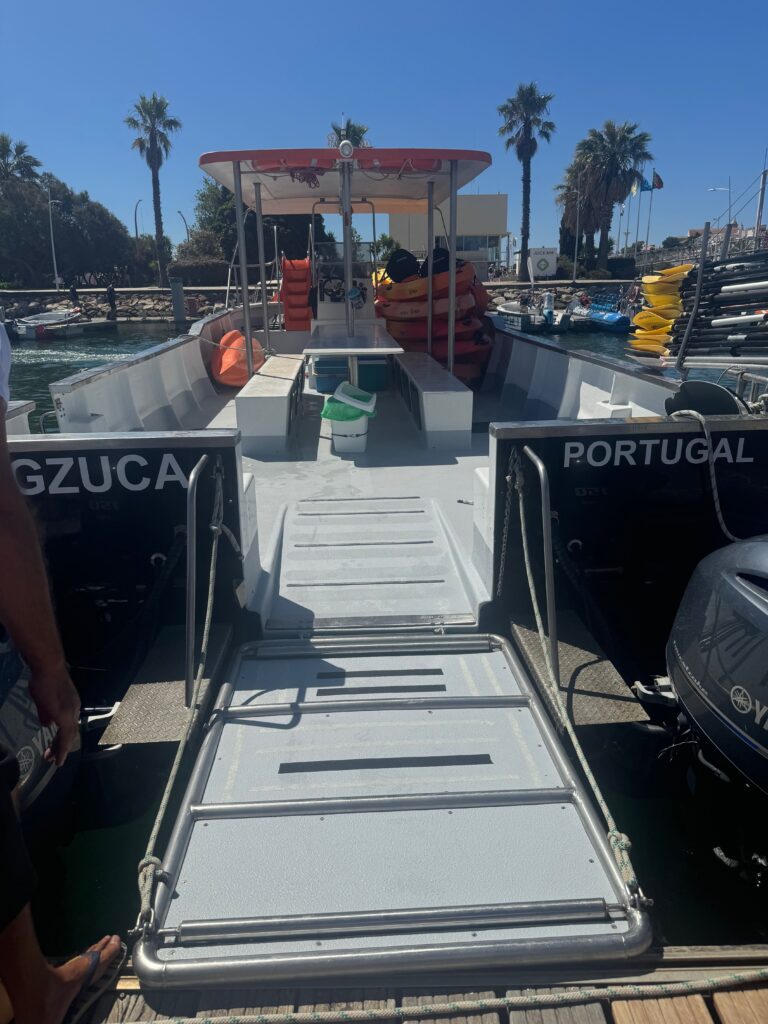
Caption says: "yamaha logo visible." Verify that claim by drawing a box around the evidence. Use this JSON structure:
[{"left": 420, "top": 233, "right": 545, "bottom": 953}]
[{"left": 731, "top": 686, "right": 753, "bottom": 714}]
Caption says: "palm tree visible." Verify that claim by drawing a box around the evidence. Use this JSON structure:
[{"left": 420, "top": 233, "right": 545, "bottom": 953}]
[
  {"left": 125, "top": 93, "right": 182, "bottom": 284},
  {"left": 555, "top": 157, "right": 600, "bottom": 272},
  {"left": 498, "top": 83, "right": 555, "bottom": 281},
  {"left": 329, "top": 118, "right": 369, "bottom": 147},
  {"left": 574, "top": 120, "right": 652, "bottom": 271},
  {"left": 0, "top": 134, "right": 41, "bottom": 182}
]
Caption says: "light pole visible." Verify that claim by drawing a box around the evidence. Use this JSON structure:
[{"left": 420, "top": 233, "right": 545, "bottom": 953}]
[
  {"left": 133, "top": 199, "right": 143, "bottom": 240},
  {"left": 47, "top": 189, "right": 61, "bottom": 291},
  {"left": 178, "top": 211, "right": 190, "bottom": 241},
  {"left": 707, "top": 181, "right": 732, "bottom": 225}
]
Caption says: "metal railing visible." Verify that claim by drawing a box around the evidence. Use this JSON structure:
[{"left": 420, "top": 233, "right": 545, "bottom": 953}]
[
  {"left": 633, "top": 231, "right": 768, "bottom": 274},
  {"left": 185, "top": 454, "right": 209, "bottom": 709},
  {"left": 522, "top": 446, "right": 560, "bottom": 687}
]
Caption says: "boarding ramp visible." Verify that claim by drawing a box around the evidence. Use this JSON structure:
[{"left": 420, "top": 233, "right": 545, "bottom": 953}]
[
  {"left": 259, "top": 494, "right": 486, "bottom": 636},
  {"left": 134, "top": 633, "right": 650, "bottom": 986}
]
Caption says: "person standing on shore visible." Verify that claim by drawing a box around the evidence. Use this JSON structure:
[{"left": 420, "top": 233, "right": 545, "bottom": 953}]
[
  {"left": 68, "top": 282, "right": 80, "bottom": 309},
  {"left": 0, "top": 321, "right": 121, "bottom": 1023},
  {"left": 105, "top": 282, "right": 117, "bottom": 320}
]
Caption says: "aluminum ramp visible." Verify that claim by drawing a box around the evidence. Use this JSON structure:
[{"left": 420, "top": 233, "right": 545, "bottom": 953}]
[
  {"left": 263, "top": 496, "right": 485, "bottom": 635},
  {"left": 134, "top": 634, "right": 650, "bottom": 986}
]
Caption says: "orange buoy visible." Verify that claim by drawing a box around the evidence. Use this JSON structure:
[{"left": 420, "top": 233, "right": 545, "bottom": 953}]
[{"left": 211, "top": 330, "right": 266, "bottom": 388}]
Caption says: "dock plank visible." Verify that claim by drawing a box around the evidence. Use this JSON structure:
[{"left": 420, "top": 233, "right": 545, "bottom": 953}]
[
  {"left": 611, "top": 994, "right": 713, "bottom": 1023},
  {"left": 712, "top": 986, "right": 768, "bottom": 1023},
  {"left": 195, "top": 987, "right": 295, "bottom": 1018},
  {"left": 402, "top": 989, "right": 498, "bottom": 1024},
  {"left": 297, "top": 988, "right": 396, "bottom": 1019},
  {"left": 507, "top": 986, "right": 607, "bottom": 1023}
]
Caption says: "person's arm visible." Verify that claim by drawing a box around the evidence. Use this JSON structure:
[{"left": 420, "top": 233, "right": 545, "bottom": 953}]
[{"left": 0, "top": 408, "right": 80, "bottom": 766}]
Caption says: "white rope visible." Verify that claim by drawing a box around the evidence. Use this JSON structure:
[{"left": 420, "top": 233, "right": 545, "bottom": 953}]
[
  {"left": 670, "top": 410, "right": 740, "bottom": 543},
  {"left": 134, "top": 465, "right": 225, "bottom": 936},
  {"left": 510, "top": 448, "right": 639, "bottom": 892}
]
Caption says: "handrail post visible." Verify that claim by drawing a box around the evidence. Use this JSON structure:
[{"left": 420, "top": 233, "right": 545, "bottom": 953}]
[
  {"left": 254, "top": 182, "right": 272, "bottom": 356},
  {"left": 185, "top": 454, "right": 209, "bottom": 709},
  {"left": 426, "top": 180, "right": 435, "bottom": 356},
  {"left": 232, "top": 162, "right": 254, "bottom": 379},
  {"left": 522, "top": 445, "right": 559, "bottom": 686},
  {"left": 675, "top": 221, "right": 710, "bottom": 375}
]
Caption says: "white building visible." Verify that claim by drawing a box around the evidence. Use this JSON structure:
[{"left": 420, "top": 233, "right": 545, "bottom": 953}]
[{"left": 388, "top": 194, "right": 508, "bottom": 278}]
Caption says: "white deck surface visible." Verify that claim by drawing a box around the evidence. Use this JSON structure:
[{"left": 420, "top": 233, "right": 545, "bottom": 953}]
[{"left": 243, "top": 388, "right": 490, "bottom": 615}]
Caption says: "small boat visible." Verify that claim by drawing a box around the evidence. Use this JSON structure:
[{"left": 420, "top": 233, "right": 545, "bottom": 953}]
[{"left": 14, "top": 309, "right": 83, "bottom": 340}]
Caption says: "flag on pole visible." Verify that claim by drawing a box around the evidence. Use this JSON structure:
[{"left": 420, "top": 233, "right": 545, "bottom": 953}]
[
  {"left": 640, "top": 178, "right": 653, "bottom": 192},
  {"left": 652, "top": 171, "right": 664, "bottom": 190},
  {"left": 630, "top": 178, "right": 639, "bottom": 197}
]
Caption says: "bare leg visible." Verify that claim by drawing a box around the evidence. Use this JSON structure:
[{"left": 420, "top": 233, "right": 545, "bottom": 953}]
[{"left": 0, "top": 906, "right": 119, "bottom": 1024}]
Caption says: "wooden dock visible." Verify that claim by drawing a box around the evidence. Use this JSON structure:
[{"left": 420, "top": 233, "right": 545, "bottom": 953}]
[{"left": 84, "top": 947, "right": 768, "bottom": 1023}]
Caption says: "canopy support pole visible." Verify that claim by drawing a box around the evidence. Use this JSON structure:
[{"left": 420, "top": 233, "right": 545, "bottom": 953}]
[
  {"left": 426, "top": 180, "right": 435, "bottom": 356},
  {"left": 273, "top": 224, "right": 281, "bottom": 331},
  {"left": 254, "top": 183, "right": 272, "bottom": 355},
  {"left": 447, "top": 160, "right": 458, "bottom": 375},
  {"left": 340, "top": 160, "right": 354, "bottom": 337},
  {"left": 232, "top": 162, "right": 254, "bottom": 380}
]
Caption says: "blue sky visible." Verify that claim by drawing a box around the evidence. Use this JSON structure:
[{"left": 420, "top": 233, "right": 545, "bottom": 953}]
[{"left": 5, "top": 0, "right": 767, "bottom": 249}]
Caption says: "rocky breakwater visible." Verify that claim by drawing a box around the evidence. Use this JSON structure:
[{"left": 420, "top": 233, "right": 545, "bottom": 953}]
[
  {"left": 0, "top": 289, "right": 225, "bottom": 323},
  {"left": 485, "top": 282, "right": 581, "bottom": 310}
]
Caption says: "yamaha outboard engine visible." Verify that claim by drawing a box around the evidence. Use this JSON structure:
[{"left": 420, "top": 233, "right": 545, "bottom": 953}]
[
  {"left": 668, "top": 537, "right": 768, "bottom": 793},
  {"left": 667, "top": 538, "right": 768, "bottom": 883}
]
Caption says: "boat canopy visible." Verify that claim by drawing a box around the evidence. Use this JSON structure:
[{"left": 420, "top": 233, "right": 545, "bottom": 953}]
[{"left": 199, "top": 148, "right": 492, "bottom": 214}]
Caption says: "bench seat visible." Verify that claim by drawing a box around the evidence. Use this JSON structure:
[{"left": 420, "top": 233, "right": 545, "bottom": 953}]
[
  {"left": 393, "top": 352, "right": 473, "bottom": 449},
  {"left": 235, "top": 353, "right": 305, "bottom": 455}
]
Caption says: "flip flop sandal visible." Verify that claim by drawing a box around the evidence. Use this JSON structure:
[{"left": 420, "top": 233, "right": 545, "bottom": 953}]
[{"left": 63, "top": 941, "right": 126, "bottom": 1024}]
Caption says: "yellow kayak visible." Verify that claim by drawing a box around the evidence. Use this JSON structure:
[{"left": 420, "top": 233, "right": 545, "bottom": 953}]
[
  {"left": 630, "top": 342, "right": 671, "bottom": 354},
  {"left": 632, "top": 326, "right": 671, "bottom": 338},
  {"left": 646, "top": 303, "right": 682, "bottom": 318},
  {"left": 633, "top": 310, "right": 674, "bottom": 330},
  {"left": 657, "top": 263, "right": 694, "bottom": 280}
]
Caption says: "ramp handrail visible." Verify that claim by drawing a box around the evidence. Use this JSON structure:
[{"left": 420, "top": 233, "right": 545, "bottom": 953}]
[
  {"left": 521, "top": 445, "right": 560, "bottom": 687},
  {"left": 185, "top": 454, "right": 209, "bottom": 708}
]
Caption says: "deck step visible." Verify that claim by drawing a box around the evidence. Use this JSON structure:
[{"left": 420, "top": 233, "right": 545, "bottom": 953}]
[
  {"left": 99, "top": 624, "right": 231, "bottom": 745},
  {"left": 265, "top": 495, "right": 479, "bottom": 634},
  {"left": 510, "top": 611, "right": 648, "bottom": 728}
]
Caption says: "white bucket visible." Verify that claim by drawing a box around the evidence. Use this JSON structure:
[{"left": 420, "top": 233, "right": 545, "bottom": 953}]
[{"left": 331, "top": 415, "right": 369, "bottom": 453}]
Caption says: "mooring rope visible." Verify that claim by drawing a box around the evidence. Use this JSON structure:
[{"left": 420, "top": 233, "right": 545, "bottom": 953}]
[
  {"left": 123, "top": 965, "right": 768, "bottom": 1024},
  {"left": 508, "top": 447, "right": 639, "bottom": 892},
  {"left": 133, "top": 462, "right": 226, "bottom": 938}
]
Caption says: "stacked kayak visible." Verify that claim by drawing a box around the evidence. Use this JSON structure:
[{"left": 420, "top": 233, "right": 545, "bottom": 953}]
[
  {"left": 626, "top": 264, "right": 692, "bottom": 363},
  {"left": 375, "top": 259, "right": 491, "bottom": 380}
]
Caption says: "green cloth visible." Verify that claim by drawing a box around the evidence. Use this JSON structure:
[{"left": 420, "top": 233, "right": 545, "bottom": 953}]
[{"left": 321, "top": 397, "right": 377, "bottom": 422}]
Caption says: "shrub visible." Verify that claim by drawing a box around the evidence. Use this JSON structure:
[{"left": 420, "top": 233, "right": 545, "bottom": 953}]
[{"left": 166, "top": 259, "right": 229, "bottom": 286}]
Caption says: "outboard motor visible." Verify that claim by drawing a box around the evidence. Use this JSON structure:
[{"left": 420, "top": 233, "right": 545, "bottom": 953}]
[{"left": 667, "top": 538, "right": 768, "bottom": 883}]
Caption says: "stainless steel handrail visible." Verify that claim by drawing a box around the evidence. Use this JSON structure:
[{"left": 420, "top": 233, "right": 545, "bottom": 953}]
[
  {"left": 171, "top": 897, "right": 613, "bottom": 944},
  {"left": 521, "top": 446, "right": 560, "bottom": 687},
  {"left": 185, "top": 454, "right": 209, "bottom": 708}
]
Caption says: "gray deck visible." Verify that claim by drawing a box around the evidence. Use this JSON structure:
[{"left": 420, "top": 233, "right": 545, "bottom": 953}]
[
  {"left": 134, "top": 635, "right": 649, "bottom": 986},
  {"left": 265, "top": 496, "right": 479, "bottom": 634}
]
